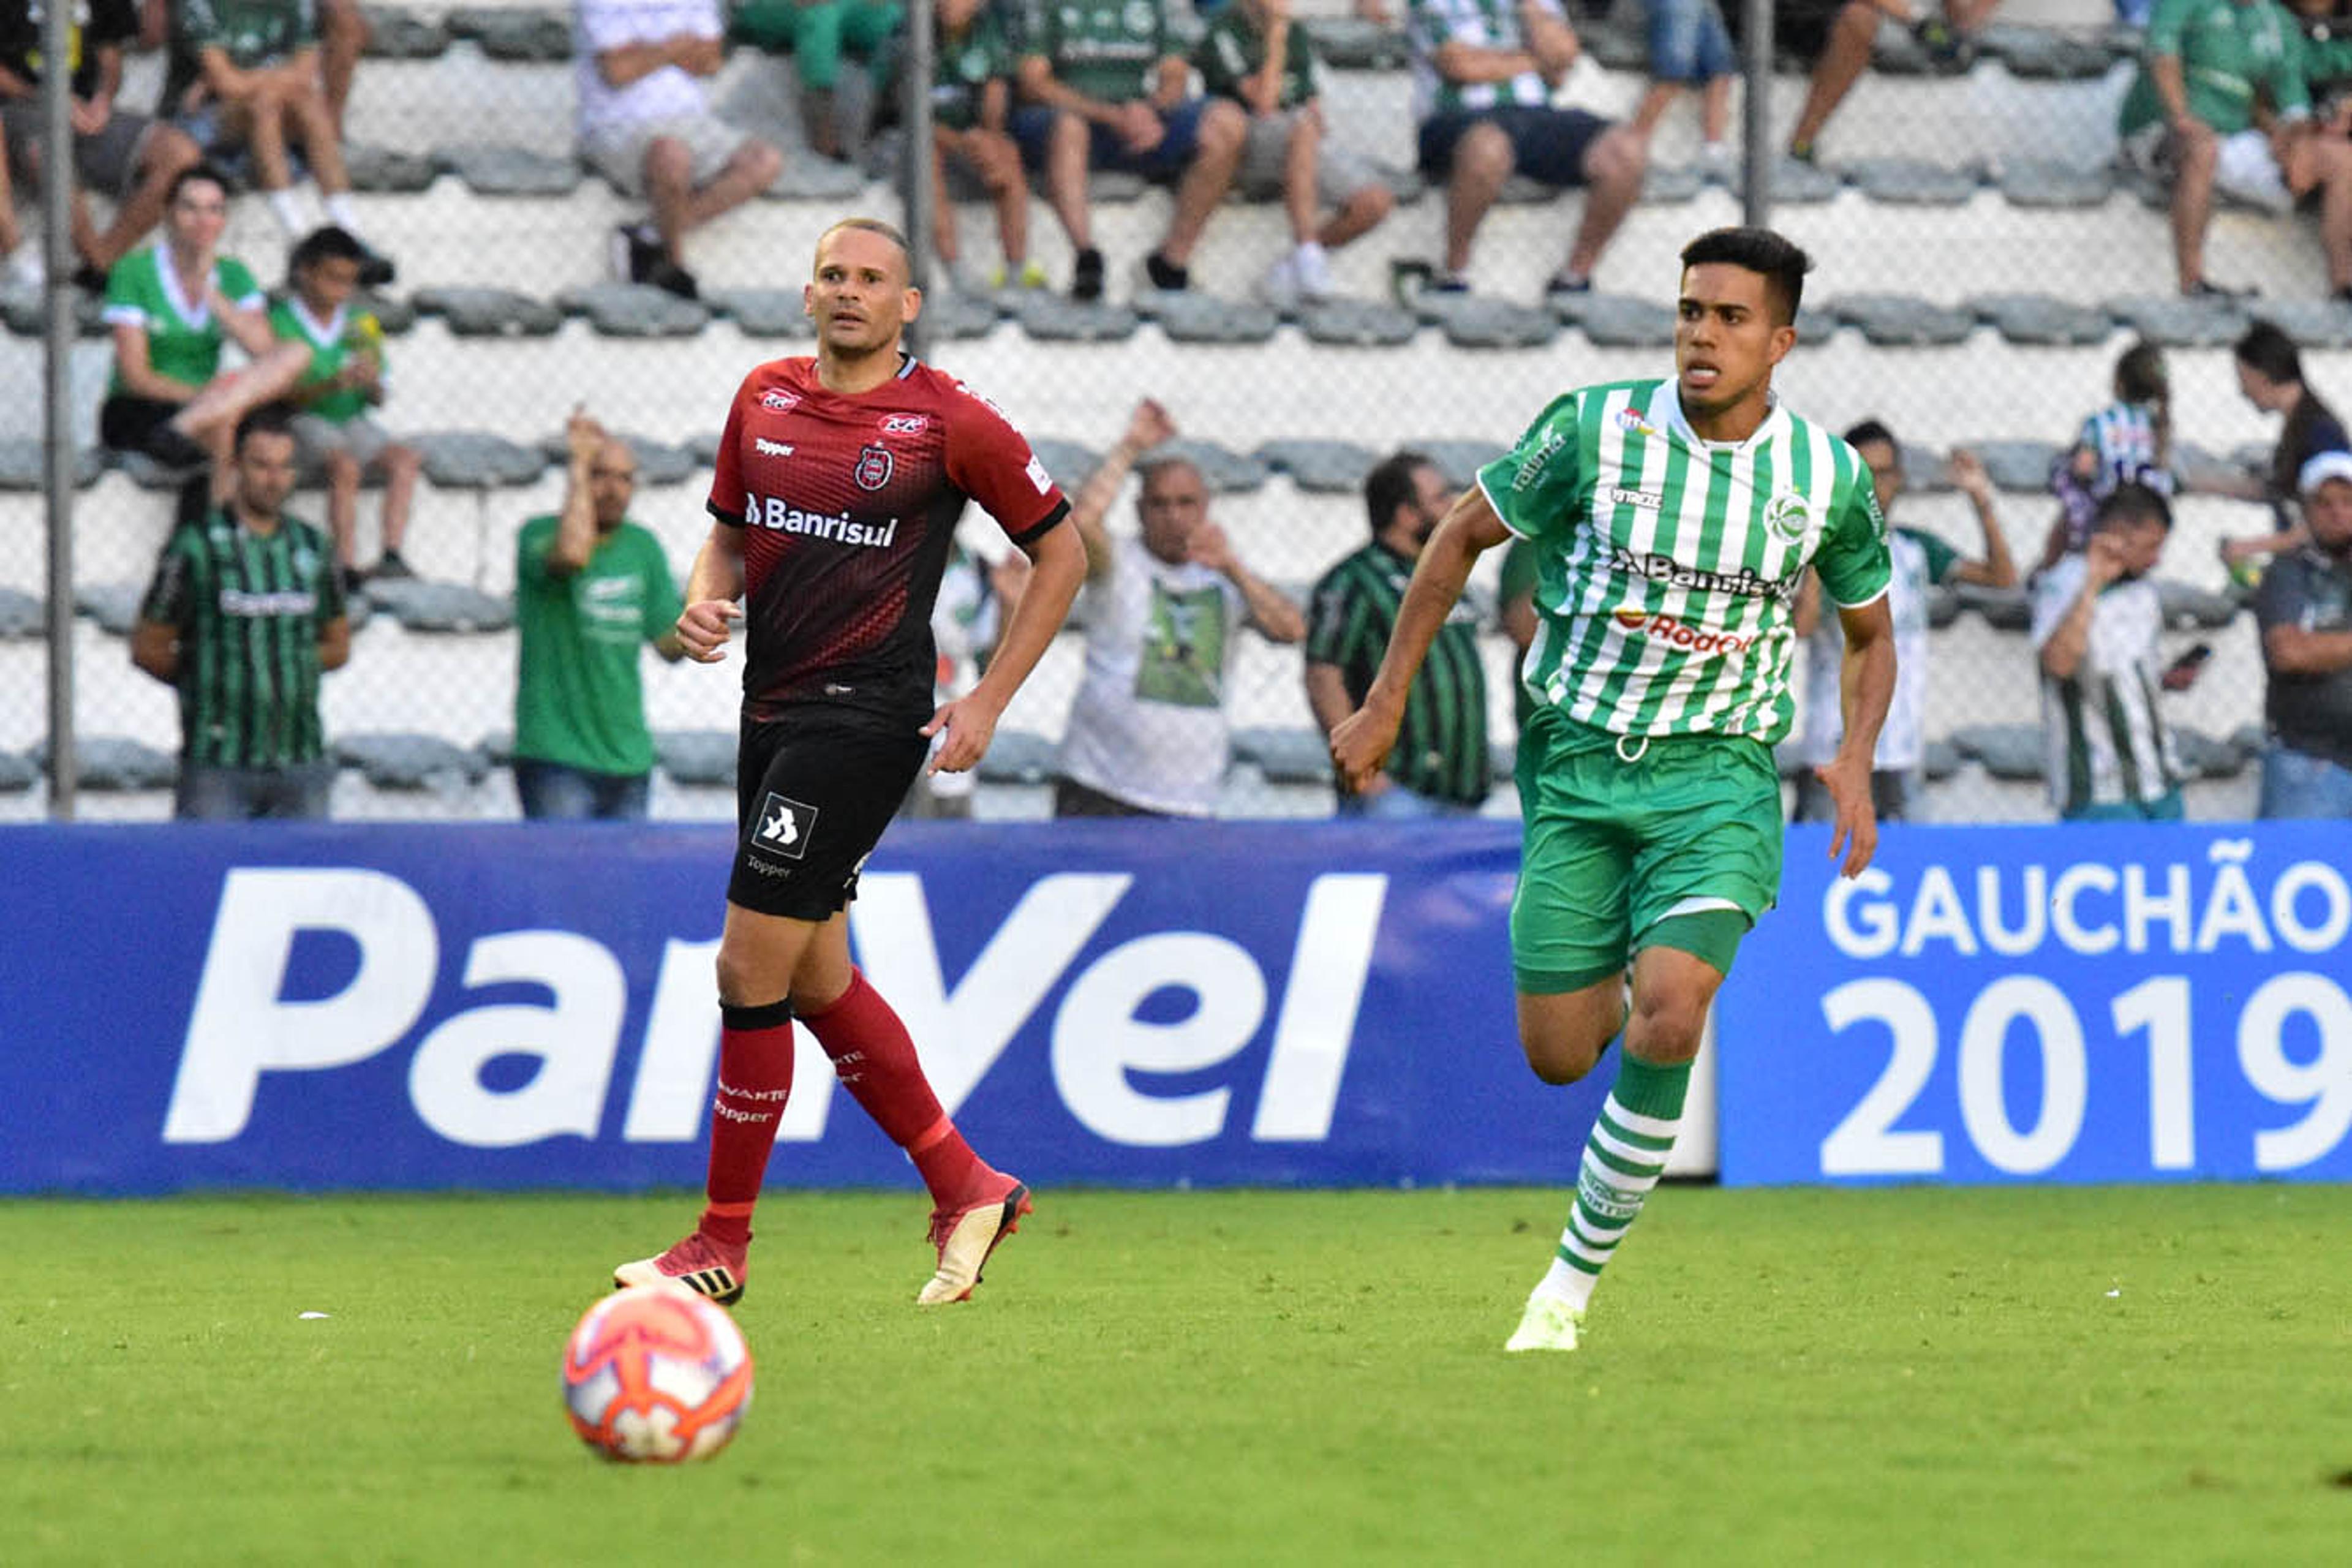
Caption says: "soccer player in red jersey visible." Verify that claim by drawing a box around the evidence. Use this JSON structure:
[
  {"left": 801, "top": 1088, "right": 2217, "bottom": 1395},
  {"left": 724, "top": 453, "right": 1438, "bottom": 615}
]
[{"left": 614, "top": 217, "right": 1086, "bottom": 1306}]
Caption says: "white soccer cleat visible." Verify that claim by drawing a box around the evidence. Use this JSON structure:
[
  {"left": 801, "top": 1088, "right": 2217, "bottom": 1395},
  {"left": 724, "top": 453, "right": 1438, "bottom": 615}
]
[
  {"left": 917, "top": 1182, "right": 1031, "bottom": 1306},
  {"left": 1504, "top": 1291, "right": 1584, "bottom": 1354}
]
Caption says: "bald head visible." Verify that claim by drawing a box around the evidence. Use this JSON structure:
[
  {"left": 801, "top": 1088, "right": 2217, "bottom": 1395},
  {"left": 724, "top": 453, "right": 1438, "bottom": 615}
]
[{"left": 589, "top": 437, "right": 637, "bottom": 530}]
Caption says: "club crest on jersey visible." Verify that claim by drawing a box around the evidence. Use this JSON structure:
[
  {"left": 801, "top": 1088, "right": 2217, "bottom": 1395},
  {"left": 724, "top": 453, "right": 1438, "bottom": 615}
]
[
  {"left": 753, "top": 792, "right": 816, "bottom": 859},
  {"left": 1614, "top": 407, "right": 1657, "bottom": 437},
  {"left": 880, "top": 413, "right": 927, "bottom": 435},
  {"left": 760, "top": 389, "right": 800, "bottom": 411},
  {"left": 1764, "top": 491, "right": 1812, "bottom": 543},
  {"left": 854, "top": 444, "right": 894, "bottom": 491}
]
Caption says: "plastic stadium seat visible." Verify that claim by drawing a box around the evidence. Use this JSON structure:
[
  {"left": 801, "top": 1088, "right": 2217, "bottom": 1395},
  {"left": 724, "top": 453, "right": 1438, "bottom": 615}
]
[
  {"left": 36, "top": 736, "right": 176, "bottom": 791},
  {"left": 0, "top": 279, "right": 105, "bottom": 336},
  {"left": 1899, "top": 443, "right": 1955, "bottom": 492},
  {"left": 976, "top": 728, "right": 1057, "bottom": 785},
  {"left": 0, "top": 440, "right": 104, "bottom": 489},
  {"left": 1256, "top": 439, "right": 1378, "bottom": 494},
  {"left": 2230, "top": 722, "right": 2266, "bottom": 760},
  {"left": 1977, "top": 24, "right": 2117, "bottom": 80},
  {"left": 1016, "top": 296, "right": 1139, "bottom": 342},
  {"left": 0, "top": 586, "right": 41, "bottom": 636},
  {"left": 922, "top": 294, "right": 1001, "bottom": 340},
  {"left": 1968, "top": 292, "right": 2114, "bottom": 346},
  {"left": 0, "top": 748, "right": 33, "bottom": 792},
  {"left": 703, "top": 288, "right": 815, "bottom": 337},
  {"left": 112, "top": 449, "right": 206, "bottom": 491},
  {"left": 1773, "top": 742, "right": 1807, "bottom": 780},
  {"left": 1016, "top": 437, "right": 1092, "bottom": 491},
  {"left": 1231, "top": 726, "right": 1333, "bottom": 785},
  {"left": 1828, "top": 293, "right": 1977, "bottom": 345},
  {"left": 412, "top": 287, "right": 564, "bottom": 337},
  {"left": 1791, "top": 304, "right": 1839, "bottom": 342},
  {"left": 1075, "top": 171, "right": 1148, "bottom": 204},
  {"left": 364, "top": 580, "right": 515, "bottom": 632},
  {"left": 556, "top": 282, "right": 712, "bottom": 337},
  {"left": 342, "top": 143, "right": 439, "bottom": 192},
  {"left": 1581, "top": 21, "right": 1648, "bottom": 72},
  {"left": 1968, "top": 439, "right": 2064, "bottom": 493},
  {"left": 1954, "top": 581, "right": 2032, "bottom": 631},
  {"left": 2156, "top": 579, "right": 2243, "bottom": 630},
  {"left": 2101, "top": 294, "right": 2251, "bottom": 349},
  {"left": 1420, "top": 439, "right": 1507, "bottom": 490},
  {"left": 443, "top": 7, "right": 573, "bottom": 61},
  {"left": 336, "top": 732, "right": 490, "bottom": 788},
  {"left": 535, "top": 431, "right": 698, "bottom": 486},
  {"left": 1996, "top": 160, "right": 2116, "bottom": 209},
  {"left": 1926, "top": 583, "right": 1962, "bottom": 628},
  {"left": 1730, "top": 157, "right": 1842, "bottom": 205},
  {"left": 412, "top": 430, "right": 547, "bottom": 488},
  {"left": 1570, "top": 294, "right": 1677, "bottom": 346},
  {"left": 654, "top": 729, "right": 736, "bottom": 787},
  {"left": 2174, "top": 442, "right": 2253, "bottom": 495},
  {"left": 478, "top": 729, "right": 514, "bottom": 764},
  {"left": 359, "top": 6, "right": 451, "bottom": 58},
  {"left": 1298, "top": 17, "right": 1408, "bottom": 69},
  {"left": 1449, "top": 298, "right": 1564, "bottom": 349},
  {"left": 1923, "top": 736, "right": 1962, "bottom": 780},
  {"left": 2173, "top": 726, "right": 2248, "bottom": 780},
  {"left": 2250, "top": 300, "right": 2352, "bottom": 350},
  {"left": 768, "top": 160, "right": 869, "bottom": 201},
  {"left": 353, "top": 289, "right": 418, "bottom": 334},
  {"left": 435, "top": 143, "right": 583, "bottom": 197},
  {"left": 74, "top": 582, "right": 143, "bottom": 635},
  {"left": 1496, "top": 175, "right": 1556, "bottom": 206},
  {"left": 1144, "top": 438, "right": 1270, "bottom": 494},
  {"left": 1842, "top": 158, "right": 1983, "bottom": 206},
  {"left": 1641, "top": 164, "right": 1706, "bottom": 205},
  {"left": 1299, "top": 298, "right": 1417, "bottom": 347},
  {"left": 1150, "top": 293, "right": 1281, "bottom": 345},
  {"left": 1950, "top": 723, "right": 2045, "bottom": 781},
  {"left": 1864, "top": 18, "right": 1937, "bottom": 75},
  {"left": 1489, "top": 739, "right": 1515, "bottom": 783}
]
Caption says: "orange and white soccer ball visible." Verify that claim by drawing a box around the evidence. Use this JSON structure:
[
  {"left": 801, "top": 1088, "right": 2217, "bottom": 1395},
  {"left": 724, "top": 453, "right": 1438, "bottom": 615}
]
[{"left": 562, "top": 1285, "right": 754, "bottom": 1462}]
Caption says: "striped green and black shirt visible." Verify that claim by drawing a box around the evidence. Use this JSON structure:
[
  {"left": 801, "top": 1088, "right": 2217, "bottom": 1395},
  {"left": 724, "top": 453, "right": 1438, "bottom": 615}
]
[
  {"left": 139, "top": 508, "right": 347, "bottom": 767},
  {"left": 1308, "top": 540, "right": 1490, "bottom": 804}
]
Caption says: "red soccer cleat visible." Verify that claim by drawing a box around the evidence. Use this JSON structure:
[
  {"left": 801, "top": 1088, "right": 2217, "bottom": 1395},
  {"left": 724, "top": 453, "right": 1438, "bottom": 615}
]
[{"left": 614, "top": 1229, "right": 748, "bottom": 1306}]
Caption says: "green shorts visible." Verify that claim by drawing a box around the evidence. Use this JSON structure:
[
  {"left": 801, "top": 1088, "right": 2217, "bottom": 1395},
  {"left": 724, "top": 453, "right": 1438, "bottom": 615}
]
[{"left": 1511, "top": 709, "right": 1784, "bottom": 993}]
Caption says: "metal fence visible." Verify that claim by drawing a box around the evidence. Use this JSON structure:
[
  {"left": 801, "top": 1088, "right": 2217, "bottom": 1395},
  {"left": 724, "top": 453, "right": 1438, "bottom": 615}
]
[{"left": 1, "top": 0, "right": 2320, "bottom": 823}]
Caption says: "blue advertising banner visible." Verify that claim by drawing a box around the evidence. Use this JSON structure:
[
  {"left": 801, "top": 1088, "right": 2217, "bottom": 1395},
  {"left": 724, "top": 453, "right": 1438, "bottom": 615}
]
[
  {"left": 0, "top": 823, "right": 1610, "bottom": 1194},
  {"left": 1720, "top": 823, "right": 2352, "bottom": 1185}
]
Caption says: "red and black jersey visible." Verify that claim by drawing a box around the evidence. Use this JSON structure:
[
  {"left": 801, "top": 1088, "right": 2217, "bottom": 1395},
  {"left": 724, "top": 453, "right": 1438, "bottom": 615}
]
[{"left": 708, "top": 353, "right": 1069, "bottom": 724}]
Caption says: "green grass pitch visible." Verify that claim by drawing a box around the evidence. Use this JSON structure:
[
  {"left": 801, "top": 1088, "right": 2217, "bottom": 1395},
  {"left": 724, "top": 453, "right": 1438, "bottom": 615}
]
[{"left": 4, "top": 1185, "right": 2348, "bottom": 1566}]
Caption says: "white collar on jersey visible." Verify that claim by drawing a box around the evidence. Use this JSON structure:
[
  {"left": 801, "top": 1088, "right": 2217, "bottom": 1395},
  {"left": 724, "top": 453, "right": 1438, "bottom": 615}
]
[{"left": 1659, "top": 379, "right": 1787, "bottom": 453}]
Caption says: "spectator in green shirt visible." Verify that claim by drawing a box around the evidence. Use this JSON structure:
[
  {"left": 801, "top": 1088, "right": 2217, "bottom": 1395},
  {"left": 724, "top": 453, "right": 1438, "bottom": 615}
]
[
  {"left": 511, "top": 409, "right": 688, "bottom": 821},
  {"left": 730, "top": 0, "right": 903, "bottom": 163},
  {"left": 1010, "top": 0, "right": 1248, "bottom": 298},
  {"left": 1194, "top": 0, "right": 1394, "bottom": 304},
  {"left": 927, "top": 0, "right": 1041, "bottom": 292}
]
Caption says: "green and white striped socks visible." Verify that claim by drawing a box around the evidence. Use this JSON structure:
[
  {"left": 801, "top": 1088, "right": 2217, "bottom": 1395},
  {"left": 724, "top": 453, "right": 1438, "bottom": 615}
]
[{"left": 1537, "top": 1052, "right": 1691, "bottom": 1312}]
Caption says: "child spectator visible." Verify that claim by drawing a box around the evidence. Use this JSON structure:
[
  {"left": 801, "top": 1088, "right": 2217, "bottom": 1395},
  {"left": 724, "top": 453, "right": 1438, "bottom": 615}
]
[
  {"left": 2041, "top": 339, "right": 2177, "bottom": 571},
  {"left": 273, "top": 225, "right": 424, "bottom": 590},
  {"left": 929, "top": 0, "right": 1041, "bottom": 291},
  {"left": 1194, "top": 0, "right": 1395, "bottom": 304}
]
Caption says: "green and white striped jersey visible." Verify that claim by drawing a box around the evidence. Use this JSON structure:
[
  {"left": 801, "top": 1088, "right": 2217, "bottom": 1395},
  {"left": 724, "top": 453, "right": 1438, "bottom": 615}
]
[
  {"left": 1404, "top": 0, "right": 1560, "bottom": 115},
  {"left": 1476, "top": 377, "right": 1891, "bottom": 745}
]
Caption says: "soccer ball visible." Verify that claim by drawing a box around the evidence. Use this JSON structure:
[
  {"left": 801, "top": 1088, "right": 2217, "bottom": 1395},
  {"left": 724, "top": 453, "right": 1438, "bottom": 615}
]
[{"left": 562, "top": 1285, "right": 754, "bottom": 1462}]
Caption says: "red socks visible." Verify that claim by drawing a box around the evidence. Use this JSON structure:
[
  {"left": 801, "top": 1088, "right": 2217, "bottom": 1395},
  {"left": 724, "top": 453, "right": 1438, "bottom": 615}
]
[
  {"left": 802, "top": 969, "right": 993, "bottom": 1210},
  {"left": 698, "top": 997, "right": 796, "bottom": 1250}
]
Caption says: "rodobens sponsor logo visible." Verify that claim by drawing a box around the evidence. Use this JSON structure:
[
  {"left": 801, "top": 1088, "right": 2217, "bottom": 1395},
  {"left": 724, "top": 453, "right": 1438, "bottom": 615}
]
[{"left": 1611, "top": 607, "right": 1756, "bottom": 657}]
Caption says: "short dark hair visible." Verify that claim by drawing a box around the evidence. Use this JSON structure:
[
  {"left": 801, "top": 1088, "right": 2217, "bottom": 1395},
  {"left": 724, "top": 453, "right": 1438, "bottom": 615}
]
[
  {"left": 1679, "top": 227, "right": 1812, "bottom": 323},
  {"left": 168, "top": 161, "right": 232, "bottom": 206},
  {"left": 233, "top": 404, "right": 298, "bottom": 455},
  {"left": 1843, "top": 418, "right": 1897, "bottom": 453},
  {"left": 815, "top": 216, "right": 913, "bottom": 274},
  {"left": 2097, "top": 480, "right": 2173, "bottom": 532},
  {"left": 289, "top": 224, "right": 368, "bottom": 277},
  {"left": 1363, "top": 450, "right": 1435, "bottom": 539},
  {"left": 2234, "top": 321, "right": 2303, "bottom": 385}
]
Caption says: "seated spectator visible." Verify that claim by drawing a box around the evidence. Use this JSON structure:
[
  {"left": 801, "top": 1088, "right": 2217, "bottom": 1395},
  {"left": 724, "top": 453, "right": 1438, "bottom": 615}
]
[
  {"left": 164, "top": 0, "right": 395, "bottom": 282},
  {"left": 319, "top": 0, "right": 369, "bottom": 134},
  {"left": 929, "top": 0, "right": 1042, "bottom": 292},
  {"left": 1053, "top": 398, "right": 1305, "bottom": 816},
  {"left": 1632, "top": 0, "right": 1734, "bottom": 176},
  {"left": 578, "top": 0, "right": 786, "bottom": 301},
  {"left": 1011, "top": 0, "right": 1247, "bottom": 298},
  {"left": 731, "top": 0, "right": 901, "bottom": 164},
  {"left": 1305, "top": 450, "right": 1490, "bottom": 816},
  {"left": 2253, "top": 450, "right": 2352, "bottom": 816},
  {"left": 1793, "top": 423, "right": 2017, "bottom": 824},
  {"left": 2224, "top": 319, "right": 2351, "bottom": 572},
  {"left": 0, "top": 0, "right": 204, "bottom": 290},
  {"left": 1733, "top": 1, "right": 2005, "bottom": 165},
  {"left": 2040, "top": 339, "right": 2180, "bottom": 572},
  {"left": 99, "top": 161, "right": 311, "bottom": 507},
  {"left": 512, "top": 409, "right": 687, "bottom": 821},
  {"left": 1194, "top": 0, "right": 1395, "bottom": 304},
  {"left": 2116, "top": 0, "right": 2352, "bottom": 299},
  {"left": 2030, "top": 483, "right": 2193, "bottom": 821},
  {"left": 271, "top": 225, "right": 423, "bottom": 590},
  {"left": 1402, "top": 0, "right": 1646, "bottom": 297}
]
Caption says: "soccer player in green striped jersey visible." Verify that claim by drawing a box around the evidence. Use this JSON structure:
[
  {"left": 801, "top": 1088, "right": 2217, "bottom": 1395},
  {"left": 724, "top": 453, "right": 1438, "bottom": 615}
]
[
  {"left": 1331, "top": 227, "right": 1897, "bottom": 1352},
  {"left": 132, "top": 406, "right": 351, "bottom": 820}
]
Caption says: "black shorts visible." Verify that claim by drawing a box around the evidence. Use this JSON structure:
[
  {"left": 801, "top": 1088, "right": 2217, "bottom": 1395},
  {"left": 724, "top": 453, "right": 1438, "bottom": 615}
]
[
  {"left": 1417, "top": 106, "right": 1612, "bottom": 187},
  {"left": 99, "top": 393, "right": 186, "bottom": 454},
  {"left": 1721, "top": 0, "right": 1842, "bottom": 65},
  {"left": 728, "top": 706, "right": 929, "bottom": 920}
]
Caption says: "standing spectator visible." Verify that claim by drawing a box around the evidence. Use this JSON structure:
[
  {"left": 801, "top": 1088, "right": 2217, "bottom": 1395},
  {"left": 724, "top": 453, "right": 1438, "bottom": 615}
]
[
  {"left": 1402, "top": 0, "right": 1647, "bottom": 297},
  {"left": 2030, "top": 483, "right": 2191, "bottom": 821},
  {"left": 272, "top": 225, "right": 424, "bottom": 589},
  {"left": 1632, "top": 0, "right": 1735, "bottom": 176},
  {"left": 2041, "top": 339, "right": 2178, "bottom": 571},
  {"left": 1305, "top": 450, "right": 1490, "bottom": 816},
  {"left": 928, "top": 0, "right": 1041, "bottom": 292},
  {"left": 578, "top": 0, "right": 787, "bottom": 301},
  {"left": 1054, "top": 398, "right": 1306, "bottom": 816},
  {"left": 99, "top": 161, "right": 312, "bottom": 506},
  {"left": 0, "top": 0, "right": 204, "bottom": 288},
  {"left": 2116, "top": 0, "right": 2352, "bottom": 300},
  {"left": 1194, "top": 0, "right": 1395, "bottom": 305},
  {"left": 731, "top": 0, "right": 901, "bottom": 164},
  {"left": 1793, "top": 425, "right": 2018, "bottom": 824},
  {"left": 2253, "top": 450, "right": 2352, "bottom": 815},
  {"left": 129, "top": 406, "right": 350, "bottom": 820},
  {"left": 2223, "top": 320, "right": 2351, "bottom": 571},
  {"left": 511, "top": 410, "right": 687, "bottom": 821},
  {"left": 1011, "top": 0, "right": 1248, "bottom": 298},
  {"left": 165, "top": 0, "right": 396, "bottom": 282},
  {"left": 906, "top": 541, "right": 1028, "bottom": 817}
]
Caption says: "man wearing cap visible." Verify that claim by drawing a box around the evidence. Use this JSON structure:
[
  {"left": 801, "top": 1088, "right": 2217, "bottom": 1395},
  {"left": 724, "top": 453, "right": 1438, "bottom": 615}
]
[{"left": 2254, "top": 451, "right": 2352, "bottom": 816}]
